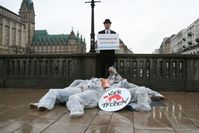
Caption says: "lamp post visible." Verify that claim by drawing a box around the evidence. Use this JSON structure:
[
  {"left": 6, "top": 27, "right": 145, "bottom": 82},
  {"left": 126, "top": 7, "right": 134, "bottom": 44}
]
[{"left": 85, "top": 0, "right": 101, "bottom": 52}]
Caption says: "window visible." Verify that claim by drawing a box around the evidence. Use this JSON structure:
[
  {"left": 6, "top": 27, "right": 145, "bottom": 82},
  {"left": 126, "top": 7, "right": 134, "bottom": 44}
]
[
  {"left": 54, "top": 47, "right": 57, "bottom": 52},
  {"left": 48, "top": 46, "right": 50, "bottom": 52},
  {"left": 0, "top": 24, "right": 2, "bottom": 45},
  {"left": 6, "top": 19, "right": 9, "bottom": 25},
  {"left": 11, "top": 28, "right": 16, "bottom": 46},
  {"left": 18, "top": 30, "right": 22, "bottom": 46},
  {"left": 43, "top": 46, "right": 46, "bottom": 52},
  {"left": 52, "top": 46, "right": 55, "bottom": 52},
  {"left": 36, "top": 46, "right": 39, "bottom": 52},
  {"left": 5, "top": 26, "right": 9, "bottom": 46},
  {"left": 39, "top": 46, "right": 42, "bottom": 52}
]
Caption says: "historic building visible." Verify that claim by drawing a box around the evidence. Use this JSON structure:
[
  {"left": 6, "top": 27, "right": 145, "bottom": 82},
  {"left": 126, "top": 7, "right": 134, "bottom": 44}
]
[
  {"left": 152, "top": 49, "right": 160, "bottom": 54},
  {"left": 159, "top": 35, "right": 175, "bottom": 54},
  {"left": 0, "top": 0, "right": 86, "bottom": 54},
  {"left": 0, "top": 0, "right": 133, "bottom": 54},
  {"left": 32, "top": 30, "right": 86, "bottom": 54},
  {"left": 96, "top": 39, "right": 133, "bottom": 54},
  {"left": 0, "top": 5, "right": 26, "bottom": 54},
  {"left": 116, "top": 40, "right": 133, "bottom": 54},
  {"left": 159, "top": 18, "right": 199, "bottom": 54},
  {"left": 0, "top": 0, "right": 35, "bottom": 54}
]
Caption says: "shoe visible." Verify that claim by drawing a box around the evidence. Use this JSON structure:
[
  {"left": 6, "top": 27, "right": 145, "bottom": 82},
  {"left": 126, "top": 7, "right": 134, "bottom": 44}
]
[
  {"left": 70, "top": 110, "right": 84, "bottom": 119},
  {"left": 29, "top": 103, "right": 38, "bottom": 109},
  {"left": 151, "top": 96, "right": 164, "bottom": 101},
  {"left": 124, "top": 105, "right": 134, "bottom": 111},
  {"left": 38, "top": 106, "right": 48, "bottom": 111}
]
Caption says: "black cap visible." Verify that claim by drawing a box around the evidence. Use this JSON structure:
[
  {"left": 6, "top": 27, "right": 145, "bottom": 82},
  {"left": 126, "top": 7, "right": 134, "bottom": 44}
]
[{"left": 103, "top": 19, "right": 112, "bottom": 24}]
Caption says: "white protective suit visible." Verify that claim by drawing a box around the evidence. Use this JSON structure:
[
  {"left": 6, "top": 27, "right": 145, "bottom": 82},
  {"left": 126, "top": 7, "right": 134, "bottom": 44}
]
[
  {"left": 30, "top": 66, "right": 164, "bottom": 117},
  {"left": 66, "top": 67, "right": 164, "bottom": 118},
  {"left": 107, "top": 67, "right": 123, "bottom": 85},
  {"left": 66, "top": 67, "right": 123, "bottom": 118},
  {"left": 112, "top": 79, "right": 164, "bottom": 112},
  {"left": 29, "top": 79, "right": 90, "bottom": 110},
  {"left": 107, "top": 67, "right": 164, "bottom": 112},
  {"left": 66, "top": 78, "right": 107, "bottom": 118}
]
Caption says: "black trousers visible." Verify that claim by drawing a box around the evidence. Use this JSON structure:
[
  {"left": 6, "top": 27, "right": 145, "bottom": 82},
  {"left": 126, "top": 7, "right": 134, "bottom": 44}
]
[{"left": 100, "top": 50, "right": 115, "bottom": 78}]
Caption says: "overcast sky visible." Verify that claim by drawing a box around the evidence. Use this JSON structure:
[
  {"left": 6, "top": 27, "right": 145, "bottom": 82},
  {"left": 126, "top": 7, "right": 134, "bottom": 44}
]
[{"left": 1, "top": 0, "right": 199, "bottom": 53}]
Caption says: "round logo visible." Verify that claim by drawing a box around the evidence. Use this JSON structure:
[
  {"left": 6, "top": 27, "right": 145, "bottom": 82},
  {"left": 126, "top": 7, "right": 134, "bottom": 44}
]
[{"left": 98, "top": 88, "right": 131, "bottom": 112}]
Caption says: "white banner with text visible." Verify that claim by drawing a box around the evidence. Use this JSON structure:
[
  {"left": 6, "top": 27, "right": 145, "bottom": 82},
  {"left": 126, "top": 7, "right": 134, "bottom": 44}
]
[{"left": 97, "top": 34, "right": 119, "bottom": 50}]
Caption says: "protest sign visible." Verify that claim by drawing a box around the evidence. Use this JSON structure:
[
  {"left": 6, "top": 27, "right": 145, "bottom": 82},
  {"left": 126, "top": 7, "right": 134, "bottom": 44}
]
[
  {"left": 98, "top": 88, "right": 131, "bottom": 111},
  {"left": 97, "top": 34, "right": 119, "bottom": 50}
]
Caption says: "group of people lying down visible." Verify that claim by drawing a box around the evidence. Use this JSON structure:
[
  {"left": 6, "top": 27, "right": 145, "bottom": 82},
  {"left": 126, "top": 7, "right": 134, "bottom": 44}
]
[{"left": 29, "top": 67, "right": 164, "bottom": 118}]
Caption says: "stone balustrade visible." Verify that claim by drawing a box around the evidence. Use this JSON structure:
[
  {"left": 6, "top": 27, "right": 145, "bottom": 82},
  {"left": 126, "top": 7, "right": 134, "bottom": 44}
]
[{"left": 0, "top": 54, "right": 198, "bottom": 91}]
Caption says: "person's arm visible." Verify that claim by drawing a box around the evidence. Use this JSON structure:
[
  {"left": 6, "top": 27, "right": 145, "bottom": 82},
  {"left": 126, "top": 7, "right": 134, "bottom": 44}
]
[
  {"left": 98, "top": 30, "right": 105, "bottom": 34},
  {"left": 114, "top": 74, "right": 123, "bottom": 83},
  {"left": 110, "top": 30, "right": 116, "bottom": 34}
]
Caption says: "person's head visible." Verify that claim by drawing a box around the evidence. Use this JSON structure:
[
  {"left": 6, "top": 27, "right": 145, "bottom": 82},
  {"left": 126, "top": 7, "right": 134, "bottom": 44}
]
[
  {"left": 100, "top": 78, "right": 110, "bottom": 89},
  {"left": 103, "top": 19, "right": 112, "bottom": 30},
  {"left": 108, "top": 66, "right": 117, "bottom": 75}
]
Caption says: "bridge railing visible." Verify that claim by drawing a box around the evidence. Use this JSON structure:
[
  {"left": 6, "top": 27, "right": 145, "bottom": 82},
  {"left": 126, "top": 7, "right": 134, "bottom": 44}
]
[{"left": 0, "top": 54, "right": 198, "bottom": 91}]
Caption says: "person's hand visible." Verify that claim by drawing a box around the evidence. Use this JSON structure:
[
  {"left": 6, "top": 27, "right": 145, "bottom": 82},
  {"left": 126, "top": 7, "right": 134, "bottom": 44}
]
[
  {"left": 95, "top": 42, "right": 98, "bottom": 49},
  {"left": 108, "top": 67, "right": 117, "bottom": 75}
]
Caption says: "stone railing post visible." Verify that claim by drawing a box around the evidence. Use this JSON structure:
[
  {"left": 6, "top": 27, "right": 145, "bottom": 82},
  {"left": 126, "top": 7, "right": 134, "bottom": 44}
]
[
  {"left": 185, "top": 55, "right": 199, "bottom": 91},
  {"left": 0, "top": 56, "right": 5, "bottom": 88}
]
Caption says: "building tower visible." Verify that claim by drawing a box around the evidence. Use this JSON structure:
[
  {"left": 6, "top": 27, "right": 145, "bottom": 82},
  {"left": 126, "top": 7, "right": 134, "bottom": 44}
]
[{"left": 19, "top": 0, "right": 35, "bottom": 48}]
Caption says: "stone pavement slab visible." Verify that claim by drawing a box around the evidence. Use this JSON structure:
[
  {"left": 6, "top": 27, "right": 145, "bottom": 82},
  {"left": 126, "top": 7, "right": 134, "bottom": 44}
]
[{"left": 0, "top": 89, "right": 199, "bottom": 133}]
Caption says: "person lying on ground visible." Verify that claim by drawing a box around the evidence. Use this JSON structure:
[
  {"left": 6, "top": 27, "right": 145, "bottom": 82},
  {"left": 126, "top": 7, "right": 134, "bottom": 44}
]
[
  {"left": 29, "top": 67, "right": 120, "bottom": 112},
  {"left": 66, "top": 78, "right": 111, "bottom": 118},
  {"left": 109, "top": 78, "right": 165, "bottom": 112},
  {"left": 29, "top": 66, "right": 164, "bottom": 118},
  {"left": 107, "top": 66, "right": 123, "bottom": 85},
  {"left": 29, "top": 79, "right": 89, "bottom": 111},
  {"left": 67, "top": 67, "right": 164, "bottom": 118}
]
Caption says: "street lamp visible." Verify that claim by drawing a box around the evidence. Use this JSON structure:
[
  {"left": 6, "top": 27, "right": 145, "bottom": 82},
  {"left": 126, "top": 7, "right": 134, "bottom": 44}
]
[{"left": 85, "top": 0, "right": 101, "bottom": 52}]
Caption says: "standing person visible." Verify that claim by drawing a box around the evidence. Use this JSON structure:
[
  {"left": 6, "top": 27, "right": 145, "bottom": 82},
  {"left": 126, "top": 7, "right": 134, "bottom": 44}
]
[{"left": 98, "top": 19, "right": 116, "bottom": 78}]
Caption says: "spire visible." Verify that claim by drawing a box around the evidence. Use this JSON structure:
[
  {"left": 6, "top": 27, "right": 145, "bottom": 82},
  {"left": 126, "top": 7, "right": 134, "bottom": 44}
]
[
  {"left": 70, "top": 29, "right": 75, "bottom": 35},
  {"left": 69, "top": 28, "right": 75, "bottom": 39},
  {"left": 20, "top": 0, "right": 34, "bottom": 11},
  {"left": 77, "top": 31, "right": 79, "bottom": 38},
  {"left": 19, "top": 0, "right": 35, "bottom": 47},
  {"left": 19, "top": 0, "right": 35, "bottom": 23},
  {"left": 70, "top": 27, "right": 75, "bottom": 36}
]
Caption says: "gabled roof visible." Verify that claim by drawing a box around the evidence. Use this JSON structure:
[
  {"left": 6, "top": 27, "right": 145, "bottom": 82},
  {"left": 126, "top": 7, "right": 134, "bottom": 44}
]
[
  {"left": 32, "top": 30, "right": 69, "bottom": 45},
  {"left": 34, "top": 30, "right": 48, "bottom": 36},
  {"left": 32, "top": 30, "right": 86, "bottom": 46}
]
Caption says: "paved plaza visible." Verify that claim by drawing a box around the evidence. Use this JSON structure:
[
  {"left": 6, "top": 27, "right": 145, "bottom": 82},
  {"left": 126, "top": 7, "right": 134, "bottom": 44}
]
[{"left": 0, "top": 89, "right": 199, "bottom": 133}]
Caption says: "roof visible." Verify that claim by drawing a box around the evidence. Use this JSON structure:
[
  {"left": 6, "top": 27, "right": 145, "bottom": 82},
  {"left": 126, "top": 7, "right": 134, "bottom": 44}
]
[
  {"left": 32, "top": 30, "right": 69, "bottom": 45},
  {"left": 21, "top": 0, "right": 34, "bottom": 10},
  {"left": 0, "top": 5, "right": 21, "bottom": 17},
  {"left": 32, "top": 30, "right": 86, "bottom": 45}
]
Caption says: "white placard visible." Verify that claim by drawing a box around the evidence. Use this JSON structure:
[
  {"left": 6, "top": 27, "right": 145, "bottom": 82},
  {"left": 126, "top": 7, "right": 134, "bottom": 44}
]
[
  {"left": 97, "top": 34, "right": 119, "bottom": 50},
  {"left": 98, "top": 88, "right": 131, "bottom": 112}
]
